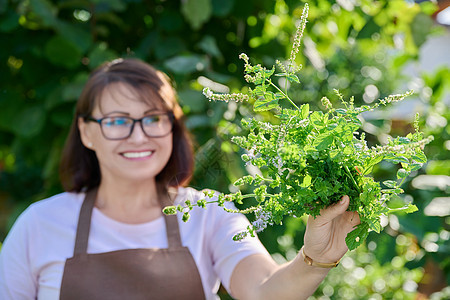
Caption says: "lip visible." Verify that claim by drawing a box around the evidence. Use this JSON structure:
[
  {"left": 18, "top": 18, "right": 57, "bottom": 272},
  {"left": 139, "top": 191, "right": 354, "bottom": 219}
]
[{"left": 120, "top": 150, "right": 154, "bottom": 160}]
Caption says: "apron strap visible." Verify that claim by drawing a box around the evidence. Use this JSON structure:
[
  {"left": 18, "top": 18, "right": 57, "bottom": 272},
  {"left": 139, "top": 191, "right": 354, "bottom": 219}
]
[
  {"left": 72, "top": 187, "right": 183, "bottom": 254},
  {"left": 160, "top": 187, "right": 183, "bottom": 248},
  {"left": 73, "top": 188, "right": 98, "bottom": 255},
  {"left": 163, "top": 214, "right": 183, "bottom": 248}
]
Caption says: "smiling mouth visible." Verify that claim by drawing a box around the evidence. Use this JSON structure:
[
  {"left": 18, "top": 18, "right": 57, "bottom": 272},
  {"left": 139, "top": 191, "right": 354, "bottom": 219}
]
[{"left": 121, "top": 151, "right": 153, "bottom": 158}]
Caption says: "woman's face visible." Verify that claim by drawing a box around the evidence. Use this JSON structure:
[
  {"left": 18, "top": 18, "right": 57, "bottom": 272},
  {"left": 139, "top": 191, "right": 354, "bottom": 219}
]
[{"left": 78, "top": 82, "right": 173, "bottom": 185}]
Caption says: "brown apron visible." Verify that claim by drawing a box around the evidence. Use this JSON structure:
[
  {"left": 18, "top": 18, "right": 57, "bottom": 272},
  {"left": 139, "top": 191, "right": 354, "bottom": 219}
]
[{"left": 60, "top": 189, "right": 206, "bottom": 300}]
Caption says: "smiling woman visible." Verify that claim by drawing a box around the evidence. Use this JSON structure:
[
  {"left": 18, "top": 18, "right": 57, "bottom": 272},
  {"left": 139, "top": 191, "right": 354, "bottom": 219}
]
[
  {"left": 0, "top": 58, "right": 360, "bottom": 300},
  {"left": 60, "top": 59, "right": 193, "bottom": 193}
]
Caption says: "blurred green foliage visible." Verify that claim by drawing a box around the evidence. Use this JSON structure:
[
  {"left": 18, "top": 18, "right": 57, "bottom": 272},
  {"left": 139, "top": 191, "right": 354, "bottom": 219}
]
[{"left": 0, "top": 0, "right": 449, "bottom": 298}]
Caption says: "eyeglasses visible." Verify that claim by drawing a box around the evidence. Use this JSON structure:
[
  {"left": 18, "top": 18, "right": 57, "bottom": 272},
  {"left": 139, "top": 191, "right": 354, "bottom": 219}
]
[{"left": 83, "top": 112, "right": 174, "bottom": 140}]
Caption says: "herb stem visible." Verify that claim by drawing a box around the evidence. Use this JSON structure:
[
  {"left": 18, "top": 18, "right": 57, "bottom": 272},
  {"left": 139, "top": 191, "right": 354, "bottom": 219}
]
[
  {"left": 344, "top": 165, "right": 361, "bottom": 193},
  {"left": 268, "top": 79, "right": 299, "bottom": 110}
]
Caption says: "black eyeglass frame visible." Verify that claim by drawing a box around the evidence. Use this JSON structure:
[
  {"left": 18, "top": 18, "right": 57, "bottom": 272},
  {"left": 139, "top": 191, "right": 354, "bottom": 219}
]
[{"left": 82, "top": 111, "right": 175, "bottom": 140}]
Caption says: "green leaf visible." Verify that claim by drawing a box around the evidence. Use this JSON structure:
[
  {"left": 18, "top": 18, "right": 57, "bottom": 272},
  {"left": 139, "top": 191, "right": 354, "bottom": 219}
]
[
  {"left": 363, "top": 155, "right": 383, "bottom": 175},
  {"left": 164, "top": 55, "right": 207, "bottom": 74},
  {"left": 313, "top": 133, "right": 334, "bottom": 151},
  {"left": 345, "top": 223, "right": 369, "bottom": 251},
  {"left": 382, "top": 180, "right": 397, "bottom": 188},
  {"left": 310, "top": 111, "right": 325, "bottom": 128},
  {"left": 0, "top": 0, "right": 7, "bottom": 14},
  {"left": 0, "top": 11, "right": 19, "bottom": 32},
  {"left": 300, "top": 103, "right": 309, "bottom": 119},
  {"left": 45, "top": 35, "right": 82, "bottom": 69},
  {"left": 412, "top": 152, "right": 427, "bottom": 163},
  {"left": 387, "top": 204, "right": 418, "bottom": 214},
  {"left": 30, "top": 0, "right": 58, "bottom": 27},
  {"left": 287, "top": 74, "right": 300, "bottom": 83},
  {"left": 55, "top": 21, "right": 92, "bottom": 54},
  {"left": 385, "top": 155, "right": 409, "bottom": 164},
  {"left": 356, "top": 16, "right": 380, "bottom": 40},
  {"left": 253, "top": 92, "right": 280, "bottom": 112},
  {"left": 181, "top": 0, "right": 212, "bottom": 30},
  {"left": 197, "top": 35, "right": 223, "bottom": 59},
  {"left": 14, "top": 105, "right": 46, "bottom": 138},
  {"left": 411, "top": 12, "right": 434, "bottom": 48},
  {"left": 264, "top": 67, "right": 275, "bottom": 78},
  {"left": 368, "top": 218, "right": 382, "bottom": 233},
  {"left": 88, "top": 43, "right": 118, "bottom": 69},
  {"left": 178, "top": 89, "right": 207, "bottom": 113},
  {"left": 396, "top": 168, "right": 409, "bottom": 179},
  {"left": 211, "top": 0, "right": 235, "bottom": 17},
  {"left": 0, "top": 90, "right": 22, "bottom": 132}
]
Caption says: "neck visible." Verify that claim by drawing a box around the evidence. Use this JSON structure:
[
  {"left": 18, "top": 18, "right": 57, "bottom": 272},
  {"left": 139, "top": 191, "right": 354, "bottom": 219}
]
[{"left": 94, "top": 177, "right": 166, "bottom": 224}]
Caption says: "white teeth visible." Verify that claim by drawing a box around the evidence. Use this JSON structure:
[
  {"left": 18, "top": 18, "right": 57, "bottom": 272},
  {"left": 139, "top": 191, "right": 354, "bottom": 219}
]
[{"left": 122, "top": 151, "right": 153, "bottom": 158}]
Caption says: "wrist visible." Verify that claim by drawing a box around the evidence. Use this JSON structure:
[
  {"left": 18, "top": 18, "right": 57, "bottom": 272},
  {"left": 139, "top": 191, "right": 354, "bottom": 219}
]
[{"left": 300, "top": 246, "right": 341, "bottom": 268}]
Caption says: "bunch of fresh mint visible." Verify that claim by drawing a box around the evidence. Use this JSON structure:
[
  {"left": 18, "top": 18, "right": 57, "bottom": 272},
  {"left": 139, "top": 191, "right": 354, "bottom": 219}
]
[{"left": 163, "top": 4, "right": 433, "bottom": 250}]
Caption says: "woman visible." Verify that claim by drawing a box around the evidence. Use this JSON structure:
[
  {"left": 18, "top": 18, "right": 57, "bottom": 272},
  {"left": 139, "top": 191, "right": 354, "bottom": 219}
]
[{"left": 0, "top": 58, "right": 359, "bottom": 299}]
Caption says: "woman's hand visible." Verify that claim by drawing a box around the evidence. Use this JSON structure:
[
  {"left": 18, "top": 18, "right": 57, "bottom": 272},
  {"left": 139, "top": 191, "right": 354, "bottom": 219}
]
[{"left": 303, "top": 195, "right": 360, "bottom": 265}]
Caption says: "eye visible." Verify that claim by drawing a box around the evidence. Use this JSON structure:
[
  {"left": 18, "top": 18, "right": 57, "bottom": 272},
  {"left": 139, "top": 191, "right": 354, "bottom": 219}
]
[
  {"left": 142, "top": 115, "right": 161, "bottom": 126},
  {"left": 103, "top": 117, "right": 132, "bottom": 127}
]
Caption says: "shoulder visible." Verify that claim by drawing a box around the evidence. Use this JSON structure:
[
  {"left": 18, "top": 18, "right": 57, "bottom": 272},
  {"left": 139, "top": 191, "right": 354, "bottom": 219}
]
[
  {"left": 9, "top": 192, "right": 84, "bottom": 234},
  {"left": 25, "top": 192, "right": 84, "bottom": 218}
]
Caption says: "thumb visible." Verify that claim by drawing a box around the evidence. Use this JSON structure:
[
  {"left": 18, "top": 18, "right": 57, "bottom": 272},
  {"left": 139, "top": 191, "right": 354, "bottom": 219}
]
[{"left": 317, "top": 195, "right": 350, "bottom": 222}]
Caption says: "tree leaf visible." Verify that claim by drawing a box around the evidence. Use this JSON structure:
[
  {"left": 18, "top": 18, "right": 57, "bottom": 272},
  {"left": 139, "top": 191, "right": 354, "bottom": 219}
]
[
  {"left": 411, "top": 12, "right": 434, "bottom": 48},
  {"left": 55, "top": 21, "right": 92, "bottom": 53},
  {"left": 197, "top": 35, "right": 223, "bottom": 59},
  {"left": 181, "top": 0, "right": 212, "bottom": 30},
  {"left": 164, "top": 55, "right": 207, "bottom": 74},
  {"left": 88, "top": 43, "right": 118, "bottom": 69},
  {"left": 45, "top": 35, "right": 82, "bottom": 69},
  {"left": 211, "top": 0, "right": 235, "bottom": 17},
  {"left": 14, "top": 105, "right": 46, "bottom": 138},
  {"left": 0, "top": 11, "right": 20, "bottom": 32},
  {"left": 29, "top": 0, "right": 58, "bottom": 27}
]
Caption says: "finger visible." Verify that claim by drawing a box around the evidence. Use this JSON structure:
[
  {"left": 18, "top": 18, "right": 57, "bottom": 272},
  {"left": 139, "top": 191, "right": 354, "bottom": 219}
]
[
  {"left": 344, "top": 210, "right": 361, "bottom": 227},
  {"left": 316, "top": 195, "right": 350, "bottom": 222}
]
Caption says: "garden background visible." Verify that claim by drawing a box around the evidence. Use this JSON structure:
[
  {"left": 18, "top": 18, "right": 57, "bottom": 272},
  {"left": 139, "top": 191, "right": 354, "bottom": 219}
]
[{"left": 0, "top": 0, "right": 449, "bottom": 299}]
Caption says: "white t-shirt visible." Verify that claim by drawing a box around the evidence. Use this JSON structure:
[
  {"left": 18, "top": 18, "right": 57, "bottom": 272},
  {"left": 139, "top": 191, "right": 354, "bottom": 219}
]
[{"left": 0, "top": 187, "right": 270, "bottom": 300}]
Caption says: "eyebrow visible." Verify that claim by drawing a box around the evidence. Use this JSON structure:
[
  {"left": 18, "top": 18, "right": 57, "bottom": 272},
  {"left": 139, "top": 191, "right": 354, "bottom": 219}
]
[
  {"left": 102, "top": 111, "right": 130, "bottom": 116},
  {"left": 102, "top": 109, "right": 164, "bottom": 117}
]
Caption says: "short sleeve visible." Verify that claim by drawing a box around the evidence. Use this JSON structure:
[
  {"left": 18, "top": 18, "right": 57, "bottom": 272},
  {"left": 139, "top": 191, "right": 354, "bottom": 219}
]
[
  {"left": 206, "top": 201, "right": 270, "bottom": 293},
  {"left": 0, "top": 207, "right": 38, "bottom": 300}
]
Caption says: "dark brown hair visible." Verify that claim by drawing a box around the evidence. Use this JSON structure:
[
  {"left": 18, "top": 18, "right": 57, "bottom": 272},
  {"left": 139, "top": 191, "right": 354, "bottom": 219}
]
[{"left": 59, "top": 58, "right": 194, "bottom": 192}]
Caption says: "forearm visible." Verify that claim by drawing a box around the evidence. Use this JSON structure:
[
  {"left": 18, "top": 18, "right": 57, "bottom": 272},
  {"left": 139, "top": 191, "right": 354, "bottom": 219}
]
[{"left": 255, "top": 253, "right": 330, "bottom": 300}]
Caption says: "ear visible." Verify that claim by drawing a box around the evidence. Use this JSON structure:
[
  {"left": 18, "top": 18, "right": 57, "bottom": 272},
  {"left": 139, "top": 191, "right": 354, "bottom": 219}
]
[{"left": 78, "top": 117, "right": 94, "bottom": 150}]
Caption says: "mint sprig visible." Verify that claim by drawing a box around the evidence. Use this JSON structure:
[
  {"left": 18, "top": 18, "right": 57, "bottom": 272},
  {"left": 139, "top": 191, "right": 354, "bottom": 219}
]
[{"left": 164, "top": 4, "right": 433, "bottom": 250}]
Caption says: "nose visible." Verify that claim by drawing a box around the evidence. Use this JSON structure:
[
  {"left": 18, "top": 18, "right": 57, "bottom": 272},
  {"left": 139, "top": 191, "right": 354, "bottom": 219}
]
[{"left": 127, "top": 121, "right": 148, "bottom": 142}]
